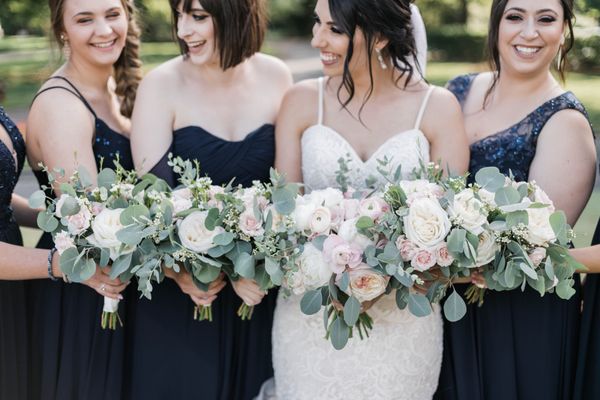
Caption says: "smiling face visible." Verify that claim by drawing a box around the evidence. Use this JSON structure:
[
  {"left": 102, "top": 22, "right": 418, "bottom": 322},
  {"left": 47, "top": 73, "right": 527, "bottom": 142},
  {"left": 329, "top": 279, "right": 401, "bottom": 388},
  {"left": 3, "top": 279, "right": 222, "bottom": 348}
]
[
  {"left": 311, "top": 0, "right": 371, "bottom": 78},
  {"left": 175, "top": 0, "right": 218, "bottom": 66},
  {"left": 497, "top": 0, "right": 565, "bottom": 77},
  {"left": 60, "top": 0, "right": 128, "bottom": 68}
]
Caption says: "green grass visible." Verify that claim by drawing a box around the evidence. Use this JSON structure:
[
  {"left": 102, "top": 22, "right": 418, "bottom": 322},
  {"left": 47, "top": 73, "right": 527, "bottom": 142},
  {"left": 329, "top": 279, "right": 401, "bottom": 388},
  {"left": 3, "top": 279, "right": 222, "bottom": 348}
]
[{"left": 0, "top": 36, "right": 51, "bottom": 53}]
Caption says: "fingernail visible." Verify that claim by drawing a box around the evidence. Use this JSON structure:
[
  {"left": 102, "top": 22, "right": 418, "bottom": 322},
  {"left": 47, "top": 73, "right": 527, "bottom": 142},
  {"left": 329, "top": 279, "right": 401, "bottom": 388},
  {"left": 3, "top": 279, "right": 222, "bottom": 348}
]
[{"left": 118, "top": 295, "right": 124, "bottom": 300}]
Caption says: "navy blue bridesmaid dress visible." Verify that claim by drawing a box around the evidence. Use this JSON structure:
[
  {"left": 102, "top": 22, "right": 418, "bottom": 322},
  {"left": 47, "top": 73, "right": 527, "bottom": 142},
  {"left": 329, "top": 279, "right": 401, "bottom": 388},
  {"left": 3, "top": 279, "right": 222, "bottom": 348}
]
[
  {"left": 435, "top": 74, "right": 592, "bottom": 400},
  {"left": 124, "top": 124, "right": 277, "bottom": 400},
  {"left": 27, "top": 76, "right": 134, "bottom": 400},
  {"left": 0, "top": 107, "right": 28, "bottom": 400}
]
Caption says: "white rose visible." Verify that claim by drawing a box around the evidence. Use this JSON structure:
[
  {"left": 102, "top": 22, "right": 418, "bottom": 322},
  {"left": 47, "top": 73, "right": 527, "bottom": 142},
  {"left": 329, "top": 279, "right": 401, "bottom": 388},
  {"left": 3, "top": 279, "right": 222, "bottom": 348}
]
[
  {"left": 527, "top": 207, "right": 556, "bottom": 246},
  {"left": 400, "top": 179, "right": 444, "bottom": 205},
  {"left": 54, "top": 231, "right": 75, "bottom": 255},
  {"left": 477, "top": 188, "right": 497, "bottom": 208},
  {"left": 292, "top": 201, "right": 316, "bottom": 232},
  {"left": 533, "top": 186, "right": 555, "bottom": 212},
  {"left": 297, "top": 243, "right": 332, "bottom": 291},
  {"left": 338, "top": 218, "right": 375, "bottom": 251},
  {"left": 404, "top": 198, "right": 451, "bottom": 249},
  {"left": 476, "top": 230, "right": 499, "bottom": 267},
  {"left": 284, "top": 269, "right": 307, "bottom": 295},
  {"left": 529, "top": 247, "right": 547, "bottom": 267},
  {"left": 87, "top": 208, "right": 135, "bottom": 260},
  {"left": 449, "top": 189, "right": 488, "bottom": 235},
  {"left": 347, "top": 265, "right": 389, "bottom": 302},
  {"left": 178, "top": 211, "right": 224, "bottom": 253},
  {"left": 307, "top": 188, "right": 344, "bottom": 208},
  {"left": 171, "top": 188, "right": 193, "bottom": 215}
]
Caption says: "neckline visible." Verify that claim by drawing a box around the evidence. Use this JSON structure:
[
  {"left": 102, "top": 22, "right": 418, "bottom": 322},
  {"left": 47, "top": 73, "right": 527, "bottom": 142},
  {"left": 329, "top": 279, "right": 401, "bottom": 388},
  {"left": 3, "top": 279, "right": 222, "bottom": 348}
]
[
  {"left": 0, "top": 109, "right": 22, "bottom": 175},
  {"left": 95, "top": 119, "right": 130, "bottom": 142},
  {"left": 173, "top": 123, "right": 274, "bottom": 143},
  {"left": 304, "top": 124, "right": 428, "bottom": 164},
  {"left": 469, "top": 91, "right": 572, "bottom": 148}
]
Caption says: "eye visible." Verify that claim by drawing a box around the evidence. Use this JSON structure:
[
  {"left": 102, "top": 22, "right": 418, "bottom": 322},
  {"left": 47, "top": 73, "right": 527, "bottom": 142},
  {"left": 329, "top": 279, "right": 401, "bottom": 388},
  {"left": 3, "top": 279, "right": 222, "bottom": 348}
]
[
  {"left": 313, "top": 14, "right": 321, "bottom": 25},
  {"left": 77, "top": 18, "right": 93, "bottom": 24},
  {"left": 174, "top": 10, "right": 182, "bottom": 19},
  {"left": 107, "top": 12, "right": 121, "bottom": 20},
  {"left": 331, "top": 26, "right": 343, "bottom": 34},
  {"left": 539, "top": 15, "right": 557, "bottom": 24},
  {"left": 192, "top": 14, "right": 208, "bottom": 22},
  {"left": 505, "top": 13, "right": 523, "bottom": 22}
]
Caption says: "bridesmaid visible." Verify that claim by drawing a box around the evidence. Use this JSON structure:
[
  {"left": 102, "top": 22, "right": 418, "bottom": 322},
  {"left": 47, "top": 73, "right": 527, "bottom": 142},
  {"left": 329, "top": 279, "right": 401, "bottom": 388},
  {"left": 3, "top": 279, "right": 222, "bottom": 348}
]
[
  {"left": 435, "top": 1, "right": 596, "bottom": 399},
  {"left": 25, "top": 0, "right": 141, "bottom": 398},
  {"left": 571, "top": 242, "right": 600, "bottom": 399},
  {"left": 127, "top": 0, "right": 292, "bottom": 399}
]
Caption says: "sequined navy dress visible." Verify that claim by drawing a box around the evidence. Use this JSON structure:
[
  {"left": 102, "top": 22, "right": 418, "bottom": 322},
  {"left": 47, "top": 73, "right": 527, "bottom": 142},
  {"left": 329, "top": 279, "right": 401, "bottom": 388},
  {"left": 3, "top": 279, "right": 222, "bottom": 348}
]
[
  {"left": 125, "top": 124, "right": 277, "bottom": 400},
  {"left": 27, "top": 76, "right": 134, "bottom": 400},
  {"left": 435, "top": 74, "right": 590, "bottom": 400},
  {"left": 0, "top": 107, "right": 27, "bottom": 400}
]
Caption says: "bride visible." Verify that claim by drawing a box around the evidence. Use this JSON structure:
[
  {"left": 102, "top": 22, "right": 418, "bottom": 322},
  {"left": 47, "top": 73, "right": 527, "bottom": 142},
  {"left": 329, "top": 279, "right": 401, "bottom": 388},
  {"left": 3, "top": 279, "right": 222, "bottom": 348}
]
[{"left": 264, "top": 0, "right": 469, "bottom": 399}]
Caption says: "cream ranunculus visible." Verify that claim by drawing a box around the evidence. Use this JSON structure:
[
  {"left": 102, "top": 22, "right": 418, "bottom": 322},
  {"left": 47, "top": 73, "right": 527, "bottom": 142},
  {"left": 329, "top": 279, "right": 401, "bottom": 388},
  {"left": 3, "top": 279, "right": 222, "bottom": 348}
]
[
  {"left": 307, "top": 188, "right": 344, "bottom": 208},
  {"left": 475, "top": 230, "right": 499, "bottom": 267},
  {"left": 309, "top": 206, "right": 332, "bottom": 235},
  {"left": 358, "top": 195, "right": 389, "bottom": 221},
  {"left": 404, "top": 197, "right": 451, "bottom": 249},
  {"left": 87, "top": 208, "right": 135, "bottom": 260},
  {"left": 400, "top": 179, "right": 444, "bottom": 205},
  {"left": 171, "top": 188, "right": 193, "bottom": 215},
  {"left": 526, "top": 207, "right": 556, "bottom": 246},
  {"left": 177, "top": 211, "right": 224, "bottom": 253},
  {"left": 449, "top": 189, "right": 488, "bottom": 235},
  {"left": 292, "top": 200, "right": 316, "bottom": 232},
  {"left": 347, "top": 265, "right": 389, "bottom": 302}
]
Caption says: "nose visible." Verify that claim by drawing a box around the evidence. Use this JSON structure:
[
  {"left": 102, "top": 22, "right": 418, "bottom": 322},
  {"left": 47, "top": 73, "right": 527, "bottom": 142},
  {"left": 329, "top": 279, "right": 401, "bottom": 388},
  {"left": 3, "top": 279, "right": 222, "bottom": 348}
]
[
  {"left": 177, "top": 14, "right": 192, "bottom": 38},
  {"left": 520, "top": 17, "right": 539, "bottom": 40},
  {"left": 95, "top": 18, "right": 113, "bottom": 37},
  {"left": 311, "top": 24, "right": 325, "bottom": 49}
]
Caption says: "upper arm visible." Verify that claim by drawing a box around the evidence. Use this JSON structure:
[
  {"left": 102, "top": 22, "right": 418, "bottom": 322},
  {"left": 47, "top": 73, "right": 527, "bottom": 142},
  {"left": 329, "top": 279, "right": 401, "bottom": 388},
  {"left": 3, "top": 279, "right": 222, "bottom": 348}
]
[
  {"left": 422, "top": 87, "right": 470, "bottom": 176},
  {"left": 130, "top": 68, "right": 175, "bottom": 175},
  {"left": 27, "top": 91, "right": 98, "bottom": 192},
  {"left": 528, "top": 109, "right": 596, "bottom": 225},
  {"left": 274, "top": 81, "right": 318, "bottom": 184}
]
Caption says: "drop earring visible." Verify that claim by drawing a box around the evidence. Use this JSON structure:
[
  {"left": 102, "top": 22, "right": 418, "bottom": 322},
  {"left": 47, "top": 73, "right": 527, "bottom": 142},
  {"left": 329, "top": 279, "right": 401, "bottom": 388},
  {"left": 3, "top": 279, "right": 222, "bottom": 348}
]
[
  {"left": 376, "top": 48, "right": 387, "bottom": 70},
  {"left": 60, "top": 34, "right": 71, "bottom": 60}
]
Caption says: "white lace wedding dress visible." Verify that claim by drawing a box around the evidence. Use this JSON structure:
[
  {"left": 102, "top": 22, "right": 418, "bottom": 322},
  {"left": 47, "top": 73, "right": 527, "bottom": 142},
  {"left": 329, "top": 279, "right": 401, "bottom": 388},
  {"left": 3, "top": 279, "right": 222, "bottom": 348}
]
[{"left": 261, "top": 78, "right": 443, "bottom": 400}]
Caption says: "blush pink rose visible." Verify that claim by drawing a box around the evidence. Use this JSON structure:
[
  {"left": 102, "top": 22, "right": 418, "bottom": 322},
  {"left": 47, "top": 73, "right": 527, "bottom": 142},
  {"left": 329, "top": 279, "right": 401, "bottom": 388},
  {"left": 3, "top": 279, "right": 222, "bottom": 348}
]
[
  {"left": 323, "top": 235, "right": 363, "bottom": 273},
  {"left": 239, "top": 211, "right": 264, "bottom": 238},
  {"left": 395, "top": 236, "right": 417, "bottom": 262},
  {"left": 358, "top": 196, "right": 390, "bottom": 221},
  {"left": 435, "top": 243, "right": 454, "bottom": 267},
  {"left": 411, "top": 249, "right": 437, "bottom": 272}
]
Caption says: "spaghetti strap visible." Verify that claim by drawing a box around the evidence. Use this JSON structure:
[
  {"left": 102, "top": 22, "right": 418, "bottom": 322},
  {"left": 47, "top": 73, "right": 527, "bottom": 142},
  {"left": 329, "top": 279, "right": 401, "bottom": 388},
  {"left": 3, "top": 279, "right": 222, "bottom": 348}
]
[
  {"left": 30, "top": 76, "right": 97, "bottom": 119},
  {"left": 317, "top": 77, "right": 324, "bottom": 125},
  {"left": 414, "top": 86, "right": 435, "bottom": 130}
]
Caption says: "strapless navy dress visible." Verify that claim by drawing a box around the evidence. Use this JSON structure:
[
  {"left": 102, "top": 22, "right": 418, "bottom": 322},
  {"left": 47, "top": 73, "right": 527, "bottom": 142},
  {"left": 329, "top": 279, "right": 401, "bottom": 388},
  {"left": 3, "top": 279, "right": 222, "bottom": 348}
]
[
  {"left": 27, "top": 76, "right": 134, "bottom": 400},
  {"left": 124, "top": 124, "right": 277, "bottom": 400},
  {"left": 0, "top": 106, "right": 27, "bottom": 400},
  {"left": 435, "top": 74, "right": 592, "bottom": 400}
]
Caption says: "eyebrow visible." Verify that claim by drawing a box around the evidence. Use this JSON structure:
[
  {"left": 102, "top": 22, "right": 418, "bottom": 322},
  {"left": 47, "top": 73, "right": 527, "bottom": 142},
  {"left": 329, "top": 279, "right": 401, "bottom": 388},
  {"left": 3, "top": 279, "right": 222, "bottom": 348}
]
[
  {"left": 313, "top": 11, "right": 335, "bottom": 25},
  {"left": 504, "top": 7, "right": 559, "bottom": 15},
  {"left": 72, "top": 7, "right": 121, "bottom": 19}
]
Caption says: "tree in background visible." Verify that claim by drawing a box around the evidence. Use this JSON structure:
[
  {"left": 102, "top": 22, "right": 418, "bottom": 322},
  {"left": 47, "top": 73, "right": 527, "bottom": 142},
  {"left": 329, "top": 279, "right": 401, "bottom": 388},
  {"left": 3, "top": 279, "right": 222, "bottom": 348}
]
[{"left": 0, "top": 0, "right": 49, "bottom": 36}]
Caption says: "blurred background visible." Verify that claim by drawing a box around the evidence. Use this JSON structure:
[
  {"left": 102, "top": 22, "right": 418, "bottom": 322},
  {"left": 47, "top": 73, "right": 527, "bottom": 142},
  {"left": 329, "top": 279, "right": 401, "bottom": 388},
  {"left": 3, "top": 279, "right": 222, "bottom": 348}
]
[{"left": 1, "top": 0, "right": 599, "bottom": 247}]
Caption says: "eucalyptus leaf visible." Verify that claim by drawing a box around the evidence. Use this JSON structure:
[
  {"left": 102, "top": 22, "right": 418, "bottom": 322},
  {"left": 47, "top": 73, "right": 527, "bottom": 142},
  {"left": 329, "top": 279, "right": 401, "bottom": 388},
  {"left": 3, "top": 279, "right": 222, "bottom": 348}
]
[
  {"left": 272, "top": 187, "right": 296, "bottom": 215},
  {"left": 99, "top": 248, "right": 110, "bottom": 267},
  {"left": 214, "top": 231, "right": 235, "bottom": 247},
  {"left": 60, "top": 196, "right": 80, "bottom": 217},
  {"left": 97, "top": 168, "right": 117, "bottom": 189},
  {"left": 447, "top": 229, "right": 467, "bottom": 255},
  {"left": 192, "top": 264, "right": 221, "bottom": 284},
  {"left": 343, "top": 296, "right": 361, "bottom": 326},
  {"left": 28, "top": 190, "right": 46, "bottom": 209},
  {"left": 443, "top": 290, "right": 467, "bottom": 322},
  {"left": 519, "top": 262, "right": 538, "bottom": 280},
  {"left": 330, "top": 317, "right": 350, "bottom": 350},
  {"left": 395, "top": 289, "right": 409, "bottom": 309},
  {"left": 494, "top": 187, "right": 521, "bottom": 207},
  {"left": 204, "top": 208, "right": 220, "bottom": 231},
  {"left": 254, "top": 268, "right": 272, "bottom": 291},
  {"left": 339, "top": 271, "right": 350, "bottom": 292},
  {"left": 474, "top": 167, "right": 505, "bottom": 192},
  {"left": 120, "top": 205, "right": 150, "bottom": 225},
  {"left": 408, "top": 293, "right": 432, "bottom": 317},
  {"left": 116, "top": 225, "right": 144, "bottom": 246},
  {"left": 544, "top": 257, "right": 555, "bottom": 280},
  {"left": 300, "top": 289, "right": 323, "bottom": 315},
  {"left": 80, "top": 258, "right": 96, "bottom": 281},
  {"left": 110, "top": 253, "right": 133, "bottom": 279},
  {"left": 550, "top": 211, "right": 569, "bottom": 245},
  {"left": 556, "top": 280, "right": 576, "bottom": 299},
  {"left": 59, "top": 247, "right": 79, "bottom": 277},
  {"left": 234, "top": 252, "right": 256, "bottom": 278},
  {"left": 356, "top": 216, "right": 375, "bottom": 229},
  {"left": 312, "top": 235, "right": 327, "bottom": 251},
  {"left": 38, "top": 211, "right": 59, "bottom": 232},
  {"left": 77, "top": 165, "right": 93, "bottom": 188},
  {"left": 506, "top": 211, "right": 529, "bottom": 229}
]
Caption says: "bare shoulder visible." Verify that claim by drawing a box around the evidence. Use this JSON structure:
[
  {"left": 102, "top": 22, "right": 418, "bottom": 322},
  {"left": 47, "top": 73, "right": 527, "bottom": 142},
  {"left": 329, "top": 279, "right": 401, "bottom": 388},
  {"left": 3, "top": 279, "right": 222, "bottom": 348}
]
[
  {"left": 426, "top": 86, "right": 462, "bottom": 116},
  {"left": 251, "top": 53, "right": 293, "bottom": 88},
  {"left": 139, "top": 56, "right": 184, "bottom": 93},
  {"left": 278, "top": 79, "right": 321, "bottom": 136},
  {"left": 541, "top": 104, "right": 594, "bottom": 141}
]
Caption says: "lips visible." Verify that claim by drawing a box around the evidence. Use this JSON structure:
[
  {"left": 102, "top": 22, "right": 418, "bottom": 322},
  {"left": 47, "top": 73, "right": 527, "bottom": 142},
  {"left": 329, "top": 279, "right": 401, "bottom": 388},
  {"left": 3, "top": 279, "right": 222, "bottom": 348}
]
[
  {"left": 91, "top": 39, "right": 117, "bottom": 49},
  {"left": 186, "top": 40, "right": 207, "bottom": 51},
  {"left": 320, "top": 52, "right": 340, "bottom": 66},
  {"left": 514, "top": 45, "right": 542, "bottom": 57}
]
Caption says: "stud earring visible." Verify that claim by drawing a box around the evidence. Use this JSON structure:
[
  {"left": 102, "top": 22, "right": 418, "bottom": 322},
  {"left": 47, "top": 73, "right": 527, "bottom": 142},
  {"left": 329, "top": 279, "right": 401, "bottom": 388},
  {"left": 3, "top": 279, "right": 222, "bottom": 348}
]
[{"left": 376, "top": 48, "right": 387, "bottom": 70}]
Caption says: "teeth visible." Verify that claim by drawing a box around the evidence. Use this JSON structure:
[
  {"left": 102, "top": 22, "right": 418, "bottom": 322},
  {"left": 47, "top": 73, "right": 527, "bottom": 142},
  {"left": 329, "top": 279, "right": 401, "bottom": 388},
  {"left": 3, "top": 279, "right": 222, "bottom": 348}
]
[
  {"left": 93, "top": 40, "right": 115, "bottom": 48},
  {"left": 188, "top": 41, "right": 206, "bottom": 48},
  {"left": 320, "top": 53, "right": 338, "bottom": 62},
  {"left": 515, "top": 46, "right": 540, "bottom": 54}
]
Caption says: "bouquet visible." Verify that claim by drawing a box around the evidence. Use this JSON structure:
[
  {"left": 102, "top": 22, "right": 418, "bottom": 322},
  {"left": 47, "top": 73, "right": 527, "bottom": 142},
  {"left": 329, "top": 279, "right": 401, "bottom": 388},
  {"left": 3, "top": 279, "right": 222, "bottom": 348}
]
[
  {"left": 31, "top": 162, "right": 158, "bottom": 329},
  {"left": 464, "top": 167, "right": 583, "bottom": 305}
]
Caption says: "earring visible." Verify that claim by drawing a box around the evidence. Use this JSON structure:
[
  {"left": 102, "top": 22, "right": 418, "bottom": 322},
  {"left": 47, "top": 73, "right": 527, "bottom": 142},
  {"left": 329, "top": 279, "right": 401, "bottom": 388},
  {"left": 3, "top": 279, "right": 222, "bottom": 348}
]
[
  {"left": 556, "top": 46, "right": 563, "bottom": 70},
  {"left": 376, "top": 48, "right": 388, "bottom": 70},
  {"left": 60, "top": 34, "right": 71, "bottom": 59}
]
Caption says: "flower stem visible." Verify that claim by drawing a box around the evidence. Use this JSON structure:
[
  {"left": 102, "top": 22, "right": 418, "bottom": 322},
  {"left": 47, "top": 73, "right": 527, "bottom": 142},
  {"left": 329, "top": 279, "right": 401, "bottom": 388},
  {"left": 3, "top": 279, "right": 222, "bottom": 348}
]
[
  {"left": 194, "top": 305, "right": 213, "bottom": 322},
  {"left": 464, "top": 284, "right": 486, "bottom": 307},
  {"left": 237, "top": 303, "right": 255, "bottom": 320},
  {"left": 101, "top": 311, "right": 123, "bottom": 330}
]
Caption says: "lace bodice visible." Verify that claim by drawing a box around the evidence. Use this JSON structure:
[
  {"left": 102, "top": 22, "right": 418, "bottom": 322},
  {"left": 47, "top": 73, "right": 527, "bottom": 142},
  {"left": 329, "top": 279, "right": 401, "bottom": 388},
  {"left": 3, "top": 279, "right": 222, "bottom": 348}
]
[
  {"left": 0, "top": 107, "right": 25, "bottom": 232},
  {"left": 447, "top": 74, "right": 591, "bottom": 182},
  {"left": 268, "top": 78, "right": 443, "bottom": 400}
]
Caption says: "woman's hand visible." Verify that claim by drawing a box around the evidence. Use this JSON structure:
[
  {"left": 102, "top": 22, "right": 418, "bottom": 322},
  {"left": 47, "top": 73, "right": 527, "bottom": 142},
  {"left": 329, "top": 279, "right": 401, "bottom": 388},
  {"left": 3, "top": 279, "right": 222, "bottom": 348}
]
[
  {"left": 232, "top": 278, "right": 266, "bottom": 306},
  {"left": 165, "top": 268, "right": 227, "bottom": 307},
  {"left": 470, "top": 269, "right": 487, "bottom": 289},
  {"left": 83, "top": 267, "right": 129, "bottom": 300}
]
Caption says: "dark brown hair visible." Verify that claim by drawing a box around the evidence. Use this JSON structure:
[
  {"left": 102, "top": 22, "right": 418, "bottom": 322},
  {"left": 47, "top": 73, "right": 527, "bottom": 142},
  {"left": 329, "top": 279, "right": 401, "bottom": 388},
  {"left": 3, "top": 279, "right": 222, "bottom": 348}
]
[
  {"left": 0, "top": 81, "right": 5, "bottom": 103},
  {"left": 170, "top": 0, "right": 267, "bottom": 70},
  {"left": 485, "top": 0, "right": 575, "bottom": 104},
  {"left": 327, "top": 0, "right": 420, "bottom": 113},
  {"left": 48, "top": 0, "right": 142, "bottom": 117}
]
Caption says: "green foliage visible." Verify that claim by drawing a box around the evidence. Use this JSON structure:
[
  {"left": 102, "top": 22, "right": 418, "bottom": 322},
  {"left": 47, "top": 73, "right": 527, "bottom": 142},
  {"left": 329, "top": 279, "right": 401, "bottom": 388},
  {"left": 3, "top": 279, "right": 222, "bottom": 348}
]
[{"left": 428, "top": 26, "right": 487, "bottom": 62}]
